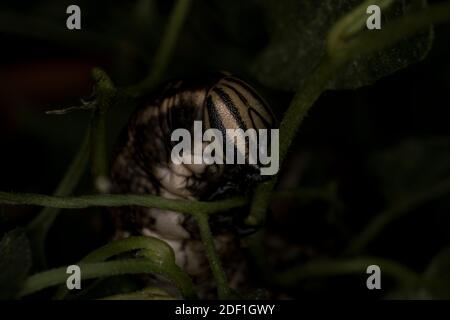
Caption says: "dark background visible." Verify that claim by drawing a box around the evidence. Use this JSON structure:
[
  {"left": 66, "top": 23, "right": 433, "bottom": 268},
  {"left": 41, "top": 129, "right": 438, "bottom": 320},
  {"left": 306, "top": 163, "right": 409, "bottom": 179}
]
[{"left": 1, "top": 0, "right": 449, "bottom": 299}]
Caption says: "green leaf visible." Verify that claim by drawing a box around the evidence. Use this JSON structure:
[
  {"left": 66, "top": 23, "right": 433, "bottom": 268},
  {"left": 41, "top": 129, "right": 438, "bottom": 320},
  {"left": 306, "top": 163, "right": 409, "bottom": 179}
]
[
  {"left": 251, "top": 0, "right": 433, "bottom": 91},
  {"left": 0, "top": 228, "right": 32, "bottom": 299}
]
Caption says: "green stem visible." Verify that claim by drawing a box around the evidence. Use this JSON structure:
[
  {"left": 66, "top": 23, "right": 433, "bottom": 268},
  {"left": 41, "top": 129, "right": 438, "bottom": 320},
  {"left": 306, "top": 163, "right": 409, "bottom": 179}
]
[
  {"left": 90, "top": 113, "right": 108, "bottom": 181},
  {"left": 53, "top": 236, "right": 196, "bottom": 300},
  {"left": 26, "top": 128, "right": 91, "bottom": 268},
  {"left": 246, "top": 57, "right": 340, "bottom": 226},
  {"left": 278, "top": 58, "right": 339, "bottom": 164},
  {"left": 90, "top": 68, "right": 116, "bottom": 192},
  {"left": 17, "top": 259, "right": 196, "bottom": 299},
  {"left": 247, "top": 0, "right": 450, "bottom": 228},
  {"left": 192, "top": 212, "right": 233, "bottom": 299},
  {"left": 0, "top": 192, "right": 248, "bottom": 216},
  {"left": 127, "top": 0, "right": 192, "bottom": 95},
  {"left": 245, "top": 180, "right": 276, "bottom": 226},
  {"left": 1, "top": 186, "right": 338, "bottom": 218},
  {"left": 275, "top": 257, "right": 420, "bottom": 289},
  {"left": 347, "top": 177, "right": 450, "bottom": 254}
]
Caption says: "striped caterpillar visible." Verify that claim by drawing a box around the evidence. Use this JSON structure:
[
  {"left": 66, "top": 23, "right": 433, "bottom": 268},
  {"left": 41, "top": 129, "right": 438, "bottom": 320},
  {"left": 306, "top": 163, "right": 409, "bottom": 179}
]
[{"left": 110, "top": 72, "right": 276, "bottom": 297}]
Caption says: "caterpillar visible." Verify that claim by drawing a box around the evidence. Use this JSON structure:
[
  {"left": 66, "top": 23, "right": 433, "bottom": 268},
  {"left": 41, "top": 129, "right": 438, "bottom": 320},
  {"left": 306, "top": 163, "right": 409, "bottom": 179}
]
[{"left": 110, "top": 71, "right": 276, "bottom": 297}]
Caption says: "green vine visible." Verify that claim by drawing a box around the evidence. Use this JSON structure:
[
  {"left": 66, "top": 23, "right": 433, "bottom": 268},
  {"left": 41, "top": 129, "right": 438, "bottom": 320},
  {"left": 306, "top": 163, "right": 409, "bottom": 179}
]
[
  {"left": 0, "top": 192, "right": 247, "bottom": 215},
  {"left": 2, "top": 1, "right": 450, "bottom": 300},
  {"left": 274, "top": 257, "right": 420, "bottom": 289},
  {"left": 50, "top": 236, "right": 197, "bottom": 300},
  {"left": 245, "top": 1, "right": 450, "bottom": 227},
  {"left": 18, "top": 259, "right": 195, "bottom": 299},
  {"left": 192, "top": 212, "right": 234, "bottom": 299},
  {"left": 90, "top": 68, "right": 116, "bottom": 192}
]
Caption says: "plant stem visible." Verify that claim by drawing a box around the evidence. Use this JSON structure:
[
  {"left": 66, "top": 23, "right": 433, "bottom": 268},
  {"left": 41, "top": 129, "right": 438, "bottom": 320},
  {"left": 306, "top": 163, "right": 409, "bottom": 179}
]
[
  {"left": 246, "top": 57, "right": 340, "bottom": 226},
  {"left": 8, "top": 1, "right": 450, "bottom": 301},
  {"left": 347, "top": 177, "right": 450, "bottom": 254},
  {"left": 90, "top": 112, "right": 108, "bottom": 183},
  {"left": 247, "top": 0, "right": 450, "bottom": 228},
  {"left": 81, "top": 236, "right": 176, "bottom": 263},
  {"left": 90, "top": 68, "right": 116, "bottom": 192},
  {"left": 26, "top": 128, "right": 90, "bottom": 268},
  {"left": 275, "top": 257, "right": 420, "bottom": 289},
  {"left": 127, "top": 0, "right": 192, "bottom": 95},
  {"left": 0, "top": 192, "right": 248, "bottom": 216},
  {"left": 278, "top": 58, "right": 339, "bottom": 164},
  {"left": 245, "top": 180, "right": 276, "bottom": 226},
  {"left": 192, "top": 212, "right": 233, "bottom": 299},
  {"left": 17, "top": 259, "right": 196, "bottom": 300},
  {"left": 53, "top": 236, "right": 196, "bottom": 300},
  {"left": 0, "top": 185, "right": 337, "bottom": 219}
]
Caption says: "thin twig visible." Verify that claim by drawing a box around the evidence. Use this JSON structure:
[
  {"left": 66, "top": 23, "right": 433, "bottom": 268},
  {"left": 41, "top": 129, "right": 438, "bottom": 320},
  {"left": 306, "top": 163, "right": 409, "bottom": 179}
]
[
  {"left": 90, "top": 68, "right": 116, "bottom": 192},
  {"left": 246, "top": 57, "right": 340, "bottom": 226},
  {"left": 45, "top": 103, "right": 95, "bottom": 115},
  {"left": 126, "top": 0, "right": 192, "bottom": 95}
]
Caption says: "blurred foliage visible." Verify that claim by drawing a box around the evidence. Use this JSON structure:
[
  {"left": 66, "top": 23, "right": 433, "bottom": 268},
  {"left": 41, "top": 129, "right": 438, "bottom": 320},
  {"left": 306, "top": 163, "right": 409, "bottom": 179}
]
[
  {"left": 371, "top": 137, "right": 450, "bottom": 202},
  {"left": 422, "top": 246, "right": 450, "bottom": 299}
]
